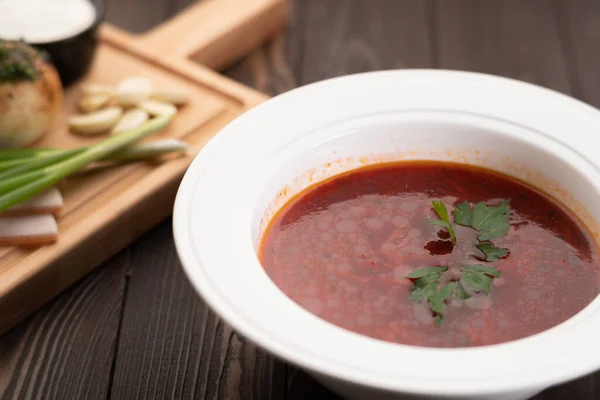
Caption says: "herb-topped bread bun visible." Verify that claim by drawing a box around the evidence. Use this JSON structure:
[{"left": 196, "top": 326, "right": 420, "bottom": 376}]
[{"left": 0, "top": 40, "right": 63, "bottom": 147}]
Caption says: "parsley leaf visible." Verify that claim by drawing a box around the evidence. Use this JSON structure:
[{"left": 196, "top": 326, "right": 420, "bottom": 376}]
[
  {"left": 453, "top": 200, "right": 511, "bottom": 241},
  {"left": 462, "top": 264, "right": 501, "bottom": 278},
  {"left": 406, "top": 266, "right": 448, "bottom": 279},
  {"left": 405, "top": 198, "right": 510, "bottom": 326},
  {"left": 448, "top": 280, "right": 471, "bottom": 300},
  {"left": 409, "top": 274, "right": 440, "bottom": 301},
  {"left": 453, "top": 201, "right": 472, "bottom": 225},
  {"left": 428, "top": 283, "right": 452, "bottom": 325},
  {"left": 461, "top": 264, "right": 500, "bottom": 295},
  {"left": 407, "top": 267, "right": 448, "bottom": 301},
  {"left": 428, "top": 200, "right": 456, "bottom": 243},
  {"left": 408, "top": 277, "right": 472, "bottom": 326},
  {"left": 472, "top": 200, "right": 511, "bottom": 240},
  {"left": 427, "top": 219, "right": 453, "bottom": 232},
  {"left": 476, "top": 242, "right": 510, "bottom": 261}
]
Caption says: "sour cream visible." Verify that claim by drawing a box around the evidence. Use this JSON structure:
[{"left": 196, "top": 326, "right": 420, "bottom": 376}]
[{"left": 0, "top": 0, "right": 97, "bottom": 44}]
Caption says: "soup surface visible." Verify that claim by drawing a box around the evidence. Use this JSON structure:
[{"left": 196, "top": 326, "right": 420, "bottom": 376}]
[{"left": 259, "top": 162, "right": 600, "bottom": 348}]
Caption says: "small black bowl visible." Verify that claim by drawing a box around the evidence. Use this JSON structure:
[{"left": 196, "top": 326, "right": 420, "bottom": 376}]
[{"left": 33, "top": 0, "right": 105, "bottom": 87}]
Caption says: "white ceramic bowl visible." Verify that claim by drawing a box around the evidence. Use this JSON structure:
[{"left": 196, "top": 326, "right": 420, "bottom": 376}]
[{"left": 173, "top": 70, "right": 600, "bottom": 400}]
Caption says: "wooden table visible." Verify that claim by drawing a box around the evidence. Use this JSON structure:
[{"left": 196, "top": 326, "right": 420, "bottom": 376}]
[{"left": 0, "top": 1, "right": 599, "bottom": 399}]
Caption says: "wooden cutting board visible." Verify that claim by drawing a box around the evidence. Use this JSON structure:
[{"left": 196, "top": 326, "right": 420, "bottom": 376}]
[{"left": 0, "top": 0, "right": 288, "bottom": 334}]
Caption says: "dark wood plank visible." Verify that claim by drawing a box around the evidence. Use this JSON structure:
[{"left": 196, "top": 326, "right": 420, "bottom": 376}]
[
  {"left": 103, "top": 0, "right": 172, "bottom": 33},
  {"left": 554, "top": 0, "right": 600, "bottom": 107},
  {"left": 167, "top": 0, "right": 201, "bottom": 18},
  {"left": 287, "top": 369, "right": 342, "bottom": 400},
  {"left": 223, "top": 0, "right": 305, "bottom": 95},
  {"left": 297, "top": 0, "right": 432, "bottom": 85},
  {"left": 437, "top": 0, "right": 571, "bottom": 93},
  {"left": 533, "top": 373, "right": 598, "bottom": 400},
  {"left": 0, "top": 253, "right": 127, "bottom": 400},
  {"left": 109, "top": 220, "right": 287, "bottom": 400}
]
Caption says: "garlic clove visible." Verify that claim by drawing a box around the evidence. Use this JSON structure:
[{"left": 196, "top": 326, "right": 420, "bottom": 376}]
[
  {"left": 116, "top": 77, "right": 152, "bottom": 107},
  {"left": 111, "top": 108, "right": 149, "bottom": 135},
  {"left": 139, "top": 99, "right": 177, "bottom": 117},
  {"left": 79, "top": 93, "right": 111, "bottom": 113},
  {"left": 69, "top": 107, "right": 123, "bottom": 136},
  {"left": 152, "top": 88, "right": 189, "bottom": 105}
]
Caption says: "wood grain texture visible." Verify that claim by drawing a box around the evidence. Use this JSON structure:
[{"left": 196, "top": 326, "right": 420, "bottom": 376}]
[
  {"left": 222, "top": 0, "right": 305, "bottom": 95},
  {"left": 436, "top": 0, "right": 571, "bottom": 92},
  {"left": 554, "top": 0, "right": 600, "bottom": 107},
  {"left": 298, "top": 0, "right": 432, "bottom": 85},
  {"left": 0, "top": 253, "right": 127, "bottom": 400},
  {"left": 0, "top": 1, "right": 599, "bottom": 400},
  {"left": 109, "top": 220, "right": 286, "bottom": 400},
  {"left": 139, "top": 0, "right": 288, "bottom": 70},
  {"left": 103, "top": 0, "right": 172, "bottom": 33}
]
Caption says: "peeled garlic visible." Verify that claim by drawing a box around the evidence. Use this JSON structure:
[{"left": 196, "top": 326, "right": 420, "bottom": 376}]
[
  {"left": 139, "top": 99, "right": 177, "bottom": 116},
  {"left": 152, "top": 88, "right": 189, "bottom": 105},
  {"left": 79, "top": 93, "right": 111, "bottom": 113},
  {"left": 69, "top": 107, "right": 123, "bottom": 136},
  {"left": 111, "top": 108, "right": 149, "bottom": 135},
  {"left": 116, "top": 77, "right": 152, "bottom": 107},
  {"left": 81, "top": 83, "right": 115, "bottom": 97}
]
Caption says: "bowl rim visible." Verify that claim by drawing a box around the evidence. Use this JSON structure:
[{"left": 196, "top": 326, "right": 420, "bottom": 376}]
[{"left": 173, "top": 69, "right": 600, "bottom": 396}]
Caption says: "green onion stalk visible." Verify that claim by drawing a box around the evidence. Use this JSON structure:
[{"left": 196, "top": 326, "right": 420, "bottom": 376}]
[{"left": 0, "top": 114, "right": 181, "bottom": 213}]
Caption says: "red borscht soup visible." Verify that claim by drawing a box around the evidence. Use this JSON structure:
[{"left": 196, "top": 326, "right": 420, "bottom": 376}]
[{"left": 259, "top": 162, "right": 600, "bottom": 348}]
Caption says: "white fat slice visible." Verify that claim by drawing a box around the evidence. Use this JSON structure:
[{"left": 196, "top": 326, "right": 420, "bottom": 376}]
[
  {"left": 1, "top": 187, "right": 63, "bottom": 217},
  {"left": 0, "top": 214, "right": 58, "bottom": 246}
]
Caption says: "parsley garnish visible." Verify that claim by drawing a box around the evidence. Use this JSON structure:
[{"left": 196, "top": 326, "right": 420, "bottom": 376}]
[
  {"left": 454, "top": 200, "right": 511, "bottom": 241},
  {"left": 428, "top": 200, "right": 456, "bottom": 243},
  {"left": 407, "top": 266, "right": 446, "bottom": 301},
  {"left": 461, "top": 264, "right": 500, "bottom": 294},
  {"left": 409, "top": 275, "right": 439, "bottom": 301},
  {"left": 407, "top": 199, "right": 511, "bottom": 325},
  {"left": 475, "top": 242, "right": 510, "bottom": 261},
  {"left": 407, "top": 266, "right": 475, "bottom": 325}
]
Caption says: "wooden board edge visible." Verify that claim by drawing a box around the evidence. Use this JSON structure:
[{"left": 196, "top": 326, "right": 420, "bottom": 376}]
[
  {"left": 136, "top": 0, "right": 289, "bottom": 70},
  {"left": 0, "top": 107, "right": 253, "bottom": 334},
  {"left": 187, "top": 0, "right": 290, "bottom": 70}
]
